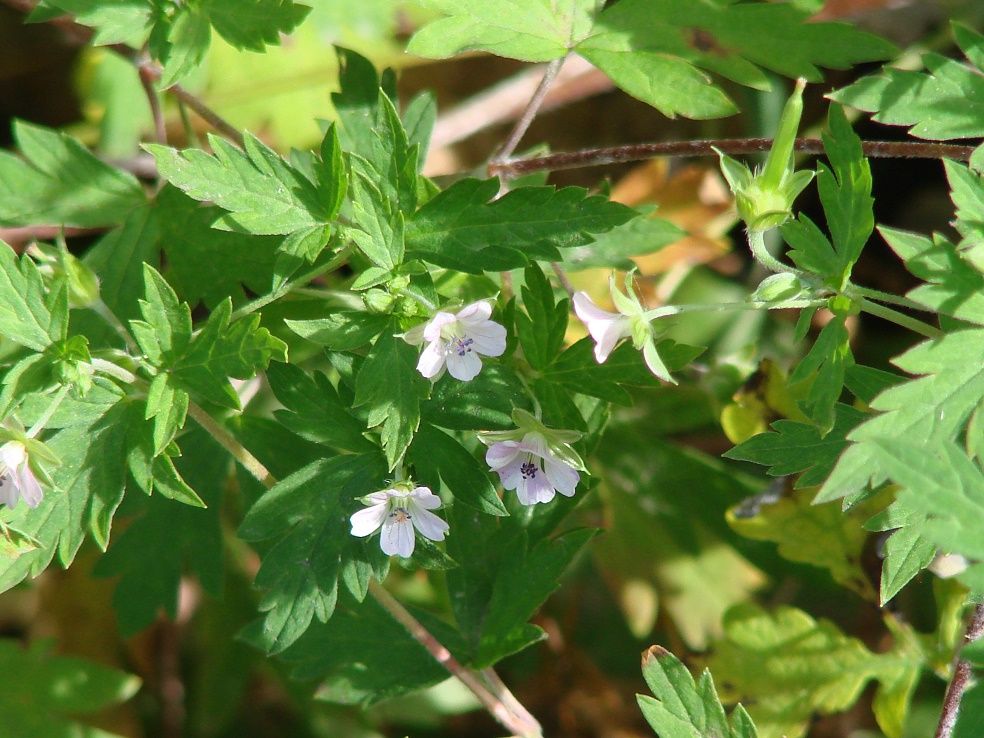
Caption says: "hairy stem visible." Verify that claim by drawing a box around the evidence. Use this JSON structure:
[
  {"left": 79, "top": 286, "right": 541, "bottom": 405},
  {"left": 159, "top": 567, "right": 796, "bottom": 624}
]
[
  {"left": 370, "top": 581, "right": 542, "bottom": 738},
  {"left": 935, "top": 603, "right": 984, "bottom": 738},
  {"left": 165, "top": 83, "right": 244, "bottom": 148},
  {"left": 138, "top": 62, "right": 168, "bottom": 147},
  {"left": 859, "top": 298, "right": 943, "bottom": 340},
  {"left": 852, "top": 285, "right": 929, "bottom": 313},
  {"left": 91, "top": 298, "right": 141, "bottom": 355},
  {"left": 551, "top": 261, "right": 575, "bottom": 297},
  {"left": 747, "top": 228, "right": 805, "bottom": 278},
  {"left": 184, "top": 402, "right": 276, "bottom": 490},
  {"left": 491, "top": 138, "right": 976, "bottom": 176},
  {"left": 26, "top": 385, "right": 71, "bottom": 438},
  {"left": 492, "top": 56, "right": 566, "bottom": 168}
]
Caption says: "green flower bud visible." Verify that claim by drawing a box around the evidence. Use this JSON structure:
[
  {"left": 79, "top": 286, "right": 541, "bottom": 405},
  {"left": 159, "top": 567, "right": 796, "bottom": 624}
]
[
  {"left": 28, "top": 242, "right": 100, "bottom": 309},
  {"left": 362, "top": 288, "right": 396, "bottom": 314},
  {"left": 752, "top": 272, "right": 807, "bottom": 303},
  {"left": 716, "top": 79, "right": 815, "bottom": 233}
]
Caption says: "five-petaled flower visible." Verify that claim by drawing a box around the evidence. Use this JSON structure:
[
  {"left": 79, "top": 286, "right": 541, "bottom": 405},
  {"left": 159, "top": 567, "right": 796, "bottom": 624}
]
[
  {"left": 0, "top": 440, "right": 43, "bottom": 509},
  {"left": 403, "top": 300, "right": 507, "bottom": 382},
  {"left": 350, "top": 484, "right": 449, "bottom": 558},
  {"left": 572, "top": 272, "right": 675, "bottom": 384},
  {"left": 481, "top": 409, "right": 585, "bottom": 506}
]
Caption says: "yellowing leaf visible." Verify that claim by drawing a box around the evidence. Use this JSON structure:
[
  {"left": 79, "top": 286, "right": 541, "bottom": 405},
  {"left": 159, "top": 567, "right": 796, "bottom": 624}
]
[{"left": 708, "top": 604, "right": 922, "bottom": 738}]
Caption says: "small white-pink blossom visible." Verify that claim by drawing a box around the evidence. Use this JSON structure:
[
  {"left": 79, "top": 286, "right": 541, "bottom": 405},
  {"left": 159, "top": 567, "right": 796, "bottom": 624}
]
[
  {"left": 572, "top": 291, "right": 633, "bottom": 364},
  {"left": 0, "top": 441, "right": 43, "bottom": 509},
  {"left": 404, "top": 300, "right": 507, "bottom": 381},
  {"left": 350, "top": 485, "right": 449, "bottom": 558},
  {"left": 485, "top": 433, "right": 580, "bottom": 506},
  {"left": 481, "top": 409, "right": 584, "bottom": 507}
]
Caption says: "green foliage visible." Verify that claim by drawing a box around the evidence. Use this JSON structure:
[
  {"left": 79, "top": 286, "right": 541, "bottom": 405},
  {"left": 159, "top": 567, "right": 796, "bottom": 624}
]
[
  {"left": 707, "top": 604, "right": 922, "bottom": 738},
  {"left": 408, "top": 423, "right": 507, "bottom": 516},
  {"left": 783, "top": 105, "right": 873, "bottom": 291},
  {"left": 36, "top": 0, "right": 310, "bottom": 83},
  {"left": 870, "top": 439, "right": 984, "bottom": 597},
  {"left": 409, "top": 0, "right": 893, "bottom": 119},
  {"left": 238, "top": 454, "right": 388, "bottom": 653},
  {"left": 819, "top": 329, "right": 984, "bottom": 505},
  {"left": 727, "top": 487, "right": 876, "bottom": 597},
  {"left": 146, "top": 130, "right": 340, "bottom": 240},
  {"left": 155, "top": 186, "right": 281, "bottom": 307},
  {"left": 831, "top": 22, "right": 984, "bottom": 140},
  {"left": 0, "top": 6, "right": 978, "bottom": 736},
  {"left": 407, "top": 0, "right": 598, "bottom": 62},
  {"left": 353, "top": 326, "right": 429, "bottom": 469},
  {"left": 561, "top": 209, "right": 686, "bottom": 271},
  {"left": 0, "top": 387, "right": 128, "bottom": 591},
  {"left": 0, "top": 242, "right": 67, "bottom": 353},
  {"left": 405, "top": 178, "right": 636, "bottom": 272},
  {"left": 724, "top": 403, "right": 866, "bottom": 488},
  {"left": 0, "top": 120, "right": 145, "bottom": 227},
  {"left": 280, "top": 594, "right": 471, "bottom": 705},
  {"left": 0, "top": 639, "right": 140, "bottom": 738},
  {"left": 94, "top": 428, "right": 226, "bottom": 634},
  {"left": 637, "top": 645, "right": 758, "bottom": 738},
  {"left": 266, "top": 361, "right": 374, "bottom": 453}
]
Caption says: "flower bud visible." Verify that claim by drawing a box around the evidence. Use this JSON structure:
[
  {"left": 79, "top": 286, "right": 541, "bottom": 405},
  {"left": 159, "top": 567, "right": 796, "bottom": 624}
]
[
  {"left": 752, "top": 272, "right": 807, "bottom": 303},
  {"left": 362, "top": 288, "right": 395, "bottom": 314},
  {"left": 716, "top": 79, "right": 814, "bottom": 233},
  {"left": 28, "top": 242, "right": 100, "bottom": 309}
]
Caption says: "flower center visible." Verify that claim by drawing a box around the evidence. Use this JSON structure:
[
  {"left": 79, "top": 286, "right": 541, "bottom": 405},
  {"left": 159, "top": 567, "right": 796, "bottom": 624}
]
[
  {"left": 389, "top": 505, "right": 412, "bottom": 524},
  {"left": 452, "top": 336, "right": 474, "bottom": 356},
  {"left": 520, "top": 459, "right": 539, "bottom": 479}
]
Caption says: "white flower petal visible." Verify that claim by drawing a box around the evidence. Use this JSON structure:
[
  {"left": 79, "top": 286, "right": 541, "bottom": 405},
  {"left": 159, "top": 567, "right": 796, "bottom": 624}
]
[
  {"left": 572, "top": 292, "right": 617, "bottom": 324},
  {"left": 0, "top": 473, "right": 16, "bottom": 508},
  {"left": 516, "top": 463, "right": 555, "bottom": 505},
  {"left": 422, "top": 312, "right": 457, "bottom": 343},
  {"left": 486, "top": 441, "right": 522, "bottom": 470},
  {"left": 455, "top": 300, "right": 493, "bottom": 323},
  {"left": 417, "top": 340, "right": 447, "bottom": 378},
  {"left": 446, "top": 349, "right": 483, "bottom": 381},
  {"left": 465, "top": 322, "right": 507, "bottom": 357},
  {"left": 350, "top": 503, "right": 389, "bottom": 537},
  {"left": 543, "top": 456, "right": 579, "bottom": 497},
  {"left": 408, "top": 486, "right": 442, "bottom": 510},
  {"left": 572, "top": 292, "right": 631, "bottom": 363},
  {"left": 410, "top": 506, "right": 450, "bottom": 542},
  {"left": 16, "top": 467, "right": 43, "bottom": 508},
  {"left": 381, "top": 516, "right": 416, "bottom": 557}
]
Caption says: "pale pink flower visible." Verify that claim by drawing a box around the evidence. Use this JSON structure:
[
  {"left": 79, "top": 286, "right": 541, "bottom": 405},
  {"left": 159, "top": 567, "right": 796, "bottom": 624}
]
[
  {"left": 481, "top": 409, "right": 584, "bottom": 506},
  {"left": 486, "top": 433, "right": 580, "bottom": 505},
  {"left": 0, "top": 441, "right": 43, "bottom": 509},
  {"left": 350, "top": 485, "right": 449, "bottom": 558},
  {"left": 404, "top": 301, "right": 507, "bottom": 381}
]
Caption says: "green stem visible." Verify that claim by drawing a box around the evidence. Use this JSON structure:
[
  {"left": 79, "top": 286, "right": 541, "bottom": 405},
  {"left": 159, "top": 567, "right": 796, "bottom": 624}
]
[
  {"left": 92, "top": 298, "right": 141, "bottom": 355},
  {"left": 643, "top": 297, "right": 826, "bottom": 322},
  {"left": 26, "top": 385, "right": 71, "bottom": 438},
  {"left": 369, "top": 580, "right": 542, "bottom": 738},
  {"left": 747, "top": 228, "right": 803, "bottom": 277},
  {"left": 852, "top": 285, "right": 929, "bottom": 313},
  {"left": 860, "top": 298, "right": 943, "bottom": 339},
  {"left": 229, "top": 246, "right": 354, "bottom": 324}
]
